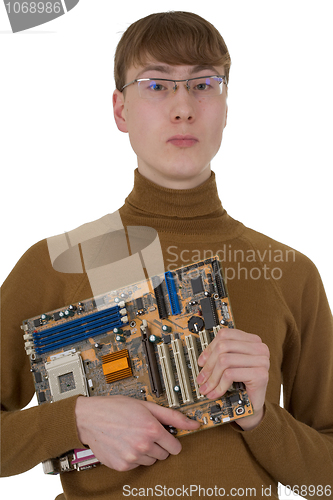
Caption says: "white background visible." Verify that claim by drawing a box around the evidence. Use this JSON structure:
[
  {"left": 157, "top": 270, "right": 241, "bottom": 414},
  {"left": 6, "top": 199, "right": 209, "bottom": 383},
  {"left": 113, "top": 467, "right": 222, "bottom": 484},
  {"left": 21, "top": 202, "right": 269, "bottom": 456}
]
[{"left": 0, "top": 1, "right": 332, "bottom": 499}]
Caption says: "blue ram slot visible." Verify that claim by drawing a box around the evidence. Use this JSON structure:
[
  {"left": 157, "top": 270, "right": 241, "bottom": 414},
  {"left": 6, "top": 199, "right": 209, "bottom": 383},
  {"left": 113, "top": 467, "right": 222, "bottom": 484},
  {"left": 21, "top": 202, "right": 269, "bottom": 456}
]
[
  {"left": 32, "top": 305, "right": 127, "bottom": 354},
  {"left": 164, "top": 271, "right": 181, "bottom": 315},
  {"left": 33, "top": 305, "right": 121, "bottom": 340},
  {"left": 33, "top": 311, "right": 121, "bottom": 344},
  {"left": 35, "top": 318, "right": 127, "bottom": 355},
  {"left": 33, "top": 316, "right": 120, "bottom": 347}
]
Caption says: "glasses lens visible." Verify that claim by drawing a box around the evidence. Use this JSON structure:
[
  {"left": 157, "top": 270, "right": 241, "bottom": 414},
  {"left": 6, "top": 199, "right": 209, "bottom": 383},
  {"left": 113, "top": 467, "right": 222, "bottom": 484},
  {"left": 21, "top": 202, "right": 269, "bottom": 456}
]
[
  {"left": 138, "top": 79, "right": 173, "bottom": 99},
  {"left": 137, "top": 76, "right": 224, "bottom": 99},
  {"left": 190, "top": 77, "right": 223, "bottom": 96}
]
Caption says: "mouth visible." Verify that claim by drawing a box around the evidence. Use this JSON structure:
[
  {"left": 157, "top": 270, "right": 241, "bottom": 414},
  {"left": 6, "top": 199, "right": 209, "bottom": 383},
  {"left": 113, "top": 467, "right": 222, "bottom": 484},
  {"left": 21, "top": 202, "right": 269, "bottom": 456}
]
[{"left": 167, "top": 135, "right": 199, "bottom": 148}]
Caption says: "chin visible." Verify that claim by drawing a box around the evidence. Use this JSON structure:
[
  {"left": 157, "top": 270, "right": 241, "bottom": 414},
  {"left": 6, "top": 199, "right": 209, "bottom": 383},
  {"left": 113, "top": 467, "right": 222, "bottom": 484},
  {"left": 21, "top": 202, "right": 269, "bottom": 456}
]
[
  {"left": 162, "top": 163, "right": 210, "bottom": 180},
  {"left": 137, "top": 161, "right": 212, "bottom": 189}
]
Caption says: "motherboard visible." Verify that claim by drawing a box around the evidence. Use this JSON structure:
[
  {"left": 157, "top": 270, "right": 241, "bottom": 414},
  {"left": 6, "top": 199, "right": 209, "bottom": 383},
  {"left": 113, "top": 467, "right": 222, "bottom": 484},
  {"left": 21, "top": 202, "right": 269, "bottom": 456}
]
[{"left": 22, "top": 256, "right": 253, "bottom": 474}]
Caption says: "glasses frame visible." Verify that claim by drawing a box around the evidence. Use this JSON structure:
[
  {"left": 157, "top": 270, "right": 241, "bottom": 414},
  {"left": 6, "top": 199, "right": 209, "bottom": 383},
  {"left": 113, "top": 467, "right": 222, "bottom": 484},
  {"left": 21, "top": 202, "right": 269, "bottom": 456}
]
[{"left": 121, "top": 75, "right": 227, "bottom": 97}]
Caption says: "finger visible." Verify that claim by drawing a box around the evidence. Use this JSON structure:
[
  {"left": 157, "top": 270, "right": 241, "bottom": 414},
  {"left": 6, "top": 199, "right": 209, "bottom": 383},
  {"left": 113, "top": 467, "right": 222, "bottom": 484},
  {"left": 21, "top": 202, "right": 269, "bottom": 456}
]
[
  {"left": 197, "top": 336, "right": 269, "bottom": 384},
  {"left": 198, "top": 329, "right": 263, "bottom": 366},
  {"left": 124, "top": 445, "right": 169, "bottom": 467},
  {"left": 146, "top": 442, "right": 170, "bottom": 461},
  {"left": 146, "top": 402, "right": 200, "bottom": 431},
  {"left": 114, "top": 456, "right": 157, "bottom": 470},
  {"left": 216, "top": 328, "right": 263, "bottom": 343},
  {"left": 205, "top": 366, "right": 269, "bottom": 402},
  {"left": 204, "top": 368, "right": 235, "bottom": 400},
  {"left": 135, "top": 455, "right": 158, "bottom": 467},
  {"left": 151, "top": 428, "right": 182, "bottom": 456},
  {"left": 197, "top": 340, "right": 255, "bottom": 383},
  {"left": 199, "top": 354, "right": 269, "bottom": 396},
  {"left": 143, "top": 404, "right": 200, "bottom": 455}
]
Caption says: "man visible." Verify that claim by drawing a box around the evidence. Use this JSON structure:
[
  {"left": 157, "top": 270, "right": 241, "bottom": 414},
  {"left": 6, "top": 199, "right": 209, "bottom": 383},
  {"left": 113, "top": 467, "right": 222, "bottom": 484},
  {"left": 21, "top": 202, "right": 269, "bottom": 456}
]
[{"left": 1, "top": 11, "right": 332, "bottom": 500}]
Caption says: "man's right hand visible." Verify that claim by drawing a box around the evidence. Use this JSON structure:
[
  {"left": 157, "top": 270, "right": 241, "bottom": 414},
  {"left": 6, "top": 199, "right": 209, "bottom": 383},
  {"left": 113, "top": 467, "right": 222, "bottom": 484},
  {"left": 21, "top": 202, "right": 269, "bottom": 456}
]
[{"left": 75, "top": 395, "right": 200, "bottom": 471}]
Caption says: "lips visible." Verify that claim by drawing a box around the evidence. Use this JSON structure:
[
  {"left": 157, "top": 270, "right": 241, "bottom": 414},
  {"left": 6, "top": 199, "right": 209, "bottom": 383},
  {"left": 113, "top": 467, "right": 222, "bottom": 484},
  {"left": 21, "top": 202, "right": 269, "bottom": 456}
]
[{"left": 167, "top": 135, "right": 199, "bottom": 147}]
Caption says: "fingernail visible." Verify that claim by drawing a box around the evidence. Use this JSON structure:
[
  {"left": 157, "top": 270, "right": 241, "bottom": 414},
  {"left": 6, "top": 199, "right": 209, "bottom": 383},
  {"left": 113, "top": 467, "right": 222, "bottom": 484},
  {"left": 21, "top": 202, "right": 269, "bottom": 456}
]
[{"left": 197, "top": 354, "right": 204, "bottom": 365}]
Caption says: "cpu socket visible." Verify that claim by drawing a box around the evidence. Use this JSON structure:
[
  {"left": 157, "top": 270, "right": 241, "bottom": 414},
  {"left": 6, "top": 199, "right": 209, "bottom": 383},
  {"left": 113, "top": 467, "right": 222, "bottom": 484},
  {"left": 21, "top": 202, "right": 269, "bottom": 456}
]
[{"left": 45, "top": 352, "right": 88, "bottom": 402}]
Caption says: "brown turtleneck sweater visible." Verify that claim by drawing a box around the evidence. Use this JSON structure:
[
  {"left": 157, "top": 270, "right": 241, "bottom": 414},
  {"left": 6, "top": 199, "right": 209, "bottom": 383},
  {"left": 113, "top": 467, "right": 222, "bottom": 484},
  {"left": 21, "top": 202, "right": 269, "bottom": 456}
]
[{"left": 1, "top": 169, "right": 332, "bottom": 499}]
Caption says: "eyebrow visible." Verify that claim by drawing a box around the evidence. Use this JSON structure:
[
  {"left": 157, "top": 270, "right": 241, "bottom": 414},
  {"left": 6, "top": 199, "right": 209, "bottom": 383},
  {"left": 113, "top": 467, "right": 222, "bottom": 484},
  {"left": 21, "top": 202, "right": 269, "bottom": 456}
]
[
  {"left": 135, "top": 64, "right": 171, "bottom": 78},
  {"left": 189, "top": 65, "right": 219, "bottom": 75},
  {"left": 135, "top": 64, "right": 220, "bottom": 79}
]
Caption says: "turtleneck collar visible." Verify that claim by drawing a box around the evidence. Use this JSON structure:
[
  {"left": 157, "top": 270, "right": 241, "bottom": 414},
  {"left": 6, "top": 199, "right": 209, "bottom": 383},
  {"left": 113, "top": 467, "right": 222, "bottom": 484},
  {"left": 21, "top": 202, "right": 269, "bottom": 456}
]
[
  {"left": 119, "top": 168, "right": 245, "bottom": 239},
  {"left": 125, "top": 168, "right": 224, "bottom": 219}
]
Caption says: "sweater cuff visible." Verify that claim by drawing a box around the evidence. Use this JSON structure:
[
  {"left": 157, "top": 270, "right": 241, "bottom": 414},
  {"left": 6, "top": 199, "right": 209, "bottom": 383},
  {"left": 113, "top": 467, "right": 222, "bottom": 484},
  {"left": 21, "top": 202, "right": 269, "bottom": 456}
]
[
  {"left": 38, "top": 395, "right": 86, "bottom": 459},
  {"left": 230, "top": 400, "right": 293, "bottom": 451},
  {"left": 230, "top": 401, "right": 271, "bottom": 436}
]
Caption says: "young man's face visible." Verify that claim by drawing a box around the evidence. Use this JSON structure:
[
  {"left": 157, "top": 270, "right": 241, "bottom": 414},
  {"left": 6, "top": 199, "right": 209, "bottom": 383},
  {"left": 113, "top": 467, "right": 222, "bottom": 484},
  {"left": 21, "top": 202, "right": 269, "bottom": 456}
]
[{"left": 113, "top": 61, "right": 228, "bottom": 188}]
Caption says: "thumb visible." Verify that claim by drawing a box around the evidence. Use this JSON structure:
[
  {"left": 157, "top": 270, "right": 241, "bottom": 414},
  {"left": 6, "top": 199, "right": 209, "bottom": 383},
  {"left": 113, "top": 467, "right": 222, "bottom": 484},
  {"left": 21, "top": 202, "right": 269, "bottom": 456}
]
[{"left": 145, "top": 402, "right": 201, "bottom": 431}]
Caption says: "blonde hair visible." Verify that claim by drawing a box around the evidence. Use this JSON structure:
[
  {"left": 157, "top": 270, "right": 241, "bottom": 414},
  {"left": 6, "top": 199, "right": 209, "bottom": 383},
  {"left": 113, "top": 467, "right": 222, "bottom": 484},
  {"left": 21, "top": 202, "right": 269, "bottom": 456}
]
[{"left": 114, "top": 11, "right": 231, "bottom": 91}]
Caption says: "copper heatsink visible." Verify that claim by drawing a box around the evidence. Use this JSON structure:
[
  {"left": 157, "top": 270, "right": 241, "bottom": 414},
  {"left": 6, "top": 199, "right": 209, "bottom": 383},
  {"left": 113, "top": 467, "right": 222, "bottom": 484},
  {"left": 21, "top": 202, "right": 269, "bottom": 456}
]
[{"left": 102, "top": 349, "right": 132, "bottom": 383}]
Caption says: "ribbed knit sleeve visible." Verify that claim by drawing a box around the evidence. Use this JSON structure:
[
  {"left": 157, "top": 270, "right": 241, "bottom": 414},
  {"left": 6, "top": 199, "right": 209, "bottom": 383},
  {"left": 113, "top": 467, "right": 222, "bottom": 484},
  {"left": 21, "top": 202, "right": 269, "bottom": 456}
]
[
  {"left": 0, "top": 240, "right": 87, "bottom": 477},
  {"left": 1, "top": 397, "right": 83, "bottom": 476},
  {"left": 235, "top": 400, "right": 333, "bottom": 489},
  {"left": 231, "top": 247, "right": 333, "bottom": 493}
]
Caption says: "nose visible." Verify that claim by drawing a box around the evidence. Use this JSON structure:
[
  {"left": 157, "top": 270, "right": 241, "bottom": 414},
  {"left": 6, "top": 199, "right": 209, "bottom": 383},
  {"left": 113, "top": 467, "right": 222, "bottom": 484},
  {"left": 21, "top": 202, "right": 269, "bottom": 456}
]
[{"left": 170, "top": 83, "right": 195, "bottom": 122}]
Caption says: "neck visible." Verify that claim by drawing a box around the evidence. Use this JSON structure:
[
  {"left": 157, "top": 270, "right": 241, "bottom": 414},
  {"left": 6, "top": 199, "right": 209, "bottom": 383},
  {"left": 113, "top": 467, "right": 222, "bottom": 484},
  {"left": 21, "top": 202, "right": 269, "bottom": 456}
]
[
  {"left": 137, "top": 163, "right": 212, "bottom": 190},
  {"left": 124, "top": 168, "right": 223, "bottom": 219},
  {"left": 120, "top": 168, "right": 244, "bottom": 238}
]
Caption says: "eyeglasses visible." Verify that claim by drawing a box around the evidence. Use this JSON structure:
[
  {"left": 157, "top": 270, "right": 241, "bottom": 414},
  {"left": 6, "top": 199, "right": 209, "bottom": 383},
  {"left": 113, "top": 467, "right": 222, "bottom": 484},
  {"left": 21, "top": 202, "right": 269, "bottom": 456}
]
[{"left": 121, "top": 75, "right": 226, "bottom": 100}]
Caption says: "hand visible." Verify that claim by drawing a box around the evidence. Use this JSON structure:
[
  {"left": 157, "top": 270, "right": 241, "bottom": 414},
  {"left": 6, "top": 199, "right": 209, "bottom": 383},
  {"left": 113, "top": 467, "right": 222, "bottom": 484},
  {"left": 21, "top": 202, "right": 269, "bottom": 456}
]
[
  {"left": 196, "top": 328, "right": 270, "bottom": 431},
  {"left": 75, "top": 395, "right": 200, "bottom": 471}
]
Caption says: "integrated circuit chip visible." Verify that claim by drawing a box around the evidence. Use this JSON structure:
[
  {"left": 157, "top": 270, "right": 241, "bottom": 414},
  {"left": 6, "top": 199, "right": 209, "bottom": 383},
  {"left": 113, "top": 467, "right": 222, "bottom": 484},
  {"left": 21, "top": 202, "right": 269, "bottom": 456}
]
[
  {"left": 200, "top": 297, "right": 218, "bottom": 330},
  {"left": 191, "top": 276, "right": 204, "bottom": 295}
]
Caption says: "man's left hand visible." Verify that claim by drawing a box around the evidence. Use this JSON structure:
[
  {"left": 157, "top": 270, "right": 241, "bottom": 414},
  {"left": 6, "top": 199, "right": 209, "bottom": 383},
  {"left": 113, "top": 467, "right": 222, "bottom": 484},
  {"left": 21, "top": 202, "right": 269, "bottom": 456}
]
[{"left": 197, "top": 328, "right": 270, "bottom": 431}]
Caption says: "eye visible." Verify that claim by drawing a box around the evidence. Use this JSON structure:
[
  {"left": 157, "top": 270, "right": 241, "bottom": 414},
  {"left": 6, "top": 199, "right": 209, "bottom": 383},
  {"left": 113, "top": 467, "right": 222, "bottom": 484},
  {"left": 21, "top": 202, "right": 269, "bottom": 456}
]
[
  {"left": 191, "top": 77, "right": 223, "bottom": 96},
  {"left": 193, "top": 79, "right": 212, "bottom": 91},
  {"left": 196, "top": 83, "right": 208, "bottom": 90},
  {"left": 147, "top": 81, "right": 167, "bottom": 92},
  {"left": 138, "top": 80, "right": 171, "bottom": 99}
]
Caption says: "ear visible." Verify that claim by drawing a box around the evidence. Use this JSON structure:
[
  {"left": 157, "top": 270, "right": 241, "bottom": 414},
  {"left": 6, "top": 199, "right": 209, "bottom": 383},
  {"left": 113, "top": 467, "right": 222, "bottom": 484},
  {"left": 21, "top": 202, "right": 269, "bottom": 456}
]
[
  {"left": 224, "top": 104, "right": 228, "bottom": 129},
  {"left": 113, "top": 89, "right": 128, "bottom": 133}
]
